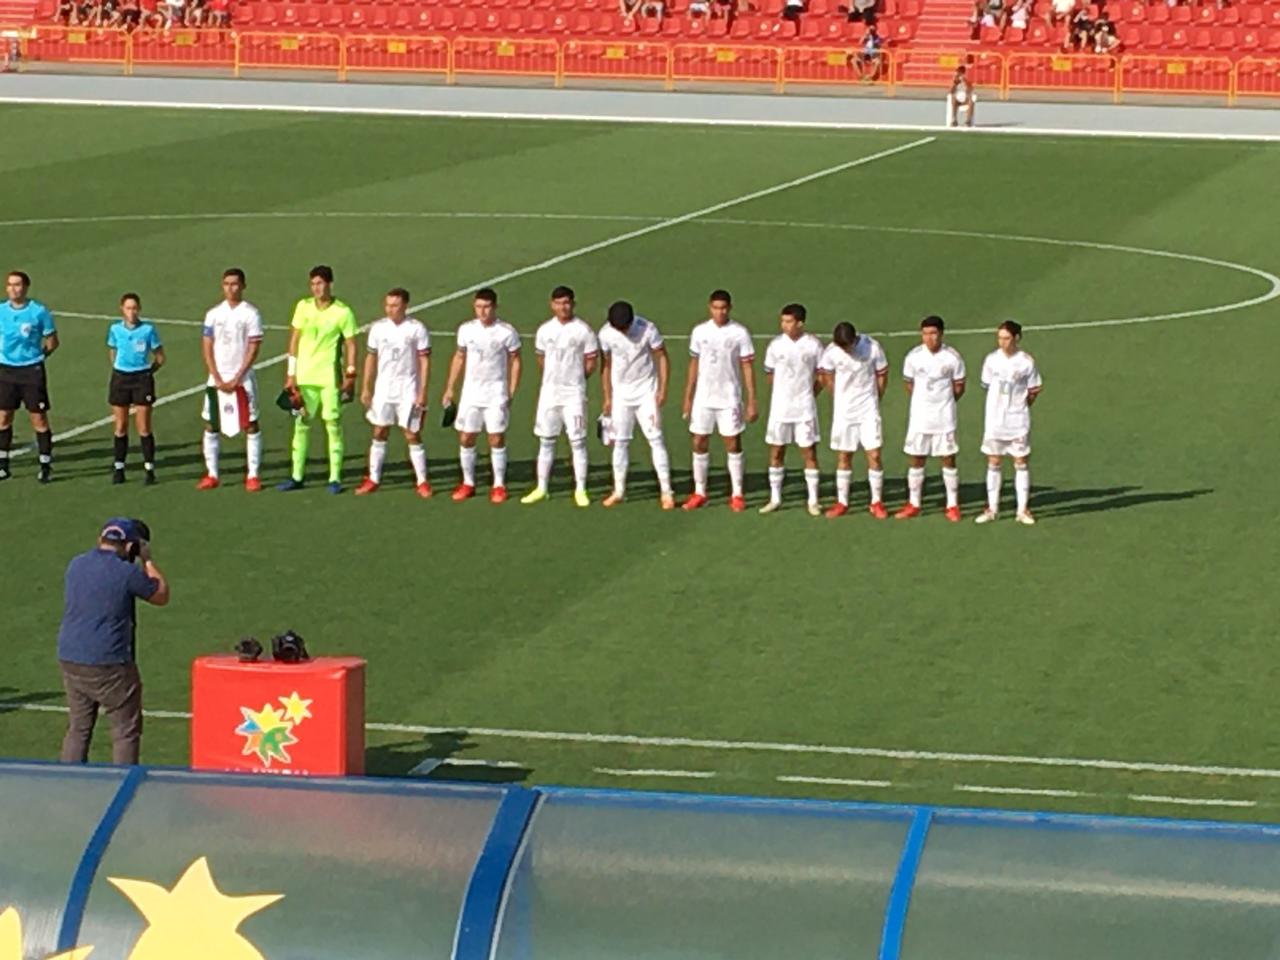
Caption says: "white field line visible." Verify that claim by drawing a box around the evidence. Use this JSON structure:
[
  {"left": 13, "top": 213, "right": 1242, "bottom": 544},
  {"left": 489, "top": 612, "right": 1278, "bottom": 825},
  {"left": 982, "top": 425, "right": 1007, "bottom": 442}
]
[
  {"left": 777, "top": 775, "right": 893, "bottom": 788},
  {"left": 956, "top": 784, "right": 1086, "bottom": 799},
  {"left": 1129, "top": 794, "right": 1258, "bottom": 809},
  {"left": 8, "top": 700, "right": 1280, "bottom": 783},
  {"left": 3, "top": 93, "right": 1279, "bottom": 143},
  {"left": 594, "top": 767, "right": 717, "bottom": 779},
  {"left": 441, "top": 757, "right": 526, "bottom": 769},
  {"left": 25, "top": 139, "right": 931, "bottom": 448}
]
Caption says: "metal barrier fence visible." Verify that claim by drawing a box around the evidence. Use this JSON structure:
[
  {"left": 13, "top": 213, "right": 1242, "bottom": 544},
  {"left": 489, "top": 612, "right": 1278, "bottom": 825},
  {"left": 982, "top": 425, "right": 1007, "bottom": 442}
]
[{"left": 6, "top": 25, "right": 1277, "bottom": 102}]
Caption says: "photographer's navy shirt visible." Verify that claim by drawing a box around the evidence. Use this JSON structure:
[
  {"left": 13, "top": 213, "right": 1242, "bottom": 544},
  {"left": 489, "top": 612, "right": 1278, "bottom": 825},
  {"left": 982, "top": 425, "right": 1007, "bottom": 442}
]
[{"left": 57, "top": 549, "right": 159, "bottom": 666}]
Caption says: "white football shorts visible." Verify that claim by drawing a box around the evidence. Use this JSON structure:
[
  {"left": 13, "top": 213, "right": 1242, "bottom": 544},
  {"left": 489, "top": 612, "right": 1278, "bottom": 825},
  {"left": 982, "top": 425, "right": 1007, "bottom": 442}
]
[
  {"left": 981, "top": 435, "right": 1031, "bottom": 458},
  {"left": 367, "top": 395, "right": 424, "bottom": 431},
  {"left": 688, "top": 404, "right": 744, "bottom": 438},
  {"left": 765, "top": 417, "right": 820, "bottom": 448},
  {"left": 535, "top": 399, "right": 588, "bottom": 441},
  {"left": 904, "top": 431, "right": 959, "bottom": 457},
  {"left": 612, "top": 395, "right": 663, "bottom": 442},
  {"left": 201, "top": 371, "right": 259, "bottom": 423},
  {"left": 830, "top": 416, "right": 882, "bottom": 453},
  {"left": 456, "top": 402, "right": 510, "bottom": 435}
]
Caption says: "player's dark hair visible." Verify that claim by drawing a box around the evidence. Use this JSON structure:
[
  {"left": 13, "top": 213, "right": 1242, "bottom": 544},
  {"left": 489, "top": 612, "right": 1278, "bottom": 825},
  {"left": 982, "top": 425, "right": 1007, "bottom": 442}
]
[
  {"left": 551, "top": 285, "right": 575, "bottom": 301},
  {"left": 607, "top": 300, "right": 635, "bottom": 331},
  {"left": 921, "top": 315, "right": 945, "bottom": 332},
  {"left": 309, "top": 265, "right": 334, "bottom": 283},
  {"left": 223, "top": 268, "right": 246, "bottom": 284},
  {"left": 8, "top": 270, "right": 30, "bottom": 288},
  {"left": 781, "top": 303, "right": 807, "bottom": 323},
  {"left": 475, "top": 287, "right": 498, "bottom": 305},
  {"left": 120, "top": 292, "right": 141, "bottom": 307},
  {"left": 709, "top": 289, "right": 732, "bottom": 305},
  {"left": 833, "top": 322, "right": 858, "bottom": 349},
  {"left": 999, "top": 320, "right": 1023, "bottom": 338},
  {"left": 387, "top": 287, "right": 410, "bottom": 304}
]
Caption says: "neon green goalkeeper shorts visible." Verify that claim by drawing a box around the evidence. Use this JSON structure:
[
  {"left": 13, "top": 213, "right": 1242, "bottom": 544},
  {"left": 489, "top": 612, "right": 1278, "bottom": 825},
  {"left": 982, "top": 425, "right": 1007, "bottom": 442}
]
[{"left": 298, "top": 384, "right": 342, "bottom": 422}]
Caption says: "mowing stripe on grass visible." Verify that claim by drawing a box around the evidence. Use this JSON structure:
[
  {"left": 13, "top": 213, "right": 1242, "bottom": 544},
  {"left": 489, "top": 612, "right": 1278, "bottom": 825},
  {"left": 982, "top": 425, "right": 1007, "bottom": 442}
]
[
  {"left": 27, "top": 138, "right": 931, "bottom": 450},
  {"left": 9, "top": 700, "right": 1280, "bottom": 782}
]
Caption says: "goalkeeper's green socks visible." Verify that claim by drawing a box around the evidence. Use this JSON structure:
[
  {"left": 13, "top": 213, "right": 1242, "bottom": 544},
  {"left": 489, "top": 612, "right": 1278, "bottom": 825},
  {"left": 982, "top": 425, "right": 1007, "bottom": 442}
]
[
  {"left": 326, "top": 419, "right": 343, "bottom": 484},
  {"left": 290, "top": 417, "right": 309, "bottom": 482}
]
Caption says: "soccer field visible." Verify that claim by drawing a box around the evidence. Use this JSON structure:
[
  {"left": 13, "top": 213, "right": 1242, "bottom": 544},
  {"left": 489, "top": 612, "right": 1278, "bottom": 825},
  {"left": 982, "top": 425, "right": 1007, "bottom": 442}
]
[{"left": 2, "top": 104, "right": 1279, "bottom": 821}]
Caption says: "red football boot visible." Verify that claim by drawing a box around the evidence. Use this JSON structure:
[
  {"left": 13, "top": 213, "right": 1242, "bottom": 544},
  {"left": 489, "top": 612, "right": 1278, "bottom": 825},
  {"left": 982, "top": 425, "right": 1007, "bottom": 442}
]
[
  {"left": 244, "top": 477, "right": 262, "bottom": 493},
  {"left": 195, "top": 475, "right": 220, "bottom": 490},
  {"left": 354, "top": 477, "right": 379, "bottom": 496},
  {"left": 729, "top": 495, "right": 746, "bottom": 513},
  {"left": 452, "top": 483, "right": 475, "bottom": 501},
  {"left": 944, "top": 505, "right": 962, "bottom": 523},
  {"left": 868, "top": 501, "right": 888, "bottom": 520},
  {"left": 682, "top": 492, "right": 708, "bottom": 511},
  {"left": 490, "top": 486, "right": 508, "bottom": 504},
  {"left": 894, "top": 503, "right": 921, "bottom": 520},
  {"left": 825, "top": 502, "right": 848, "bottom": 519}
]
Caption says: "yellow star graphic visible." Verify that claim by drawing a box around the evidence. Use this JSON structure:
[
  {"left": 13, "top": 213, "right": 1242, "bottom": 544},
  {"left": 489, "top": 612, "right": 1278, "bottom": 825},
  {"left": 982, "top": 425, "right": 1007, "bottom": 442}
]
[
  {"left": 278, "top": 691, "right": 313, "bottom": 726},
  {"left": 109, "top": 858, "right": 282, "bottom": 960},
  {"left": 0, "top": 906, "right": 93, "bottom": 960}
]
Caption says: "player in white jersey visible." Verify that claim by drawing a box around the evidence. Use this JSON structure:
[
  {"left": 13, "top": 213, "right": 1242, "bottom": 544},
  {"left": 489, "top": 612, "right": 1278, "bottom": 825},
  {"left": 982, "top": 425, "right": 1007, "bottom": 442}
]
[
  {"left": 818, "top": 321, "right": 889, "bottom": 519},
  {"left": 354, "top": 289, "right": 432, "bottom": 498},
  {"left": 441, "top": 288, "right": 521, "bottom": 504},
  {"left": 598, "top": 301, "right": 675, "bottom": 510},
  {"left": 198, "top": 268, "right": 265, "bottom": 492},
  {"left": 681, "top": 289, "right": 757, "bottom": 513},
  {"left": 522, "top": 285, "right": 598, "bottom": 508},
  {"left": 975, "top": 320, "right": 1042, "bottom": 526},
  {"left": 761, "top": 303, "right": 824, "bottom": 516},
  {"left": 896, "top": 315, "right": 966, "bottom": 522}
]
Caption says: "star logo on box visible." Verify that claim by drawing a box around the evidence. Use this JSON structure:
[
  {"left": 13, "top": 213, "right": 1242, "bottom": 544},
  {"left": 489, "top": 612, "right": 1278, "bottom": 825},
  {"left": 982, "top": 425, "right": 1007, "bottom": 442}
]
[{"left": 234, "top": 692, "right": 313, "bottom": 768}]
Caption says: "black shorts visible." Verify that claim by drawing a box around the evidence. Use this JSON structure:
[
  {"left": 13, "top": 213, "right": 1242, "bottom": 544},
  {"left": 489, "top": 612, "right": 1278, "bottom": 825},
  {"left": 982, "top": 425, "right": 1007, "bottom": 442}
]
[
  {"left": 0, "top": 363, "right": 51, "bottom": 413},
  {"left": 109, "top": 370, "right": 156, "bottom": 408}
]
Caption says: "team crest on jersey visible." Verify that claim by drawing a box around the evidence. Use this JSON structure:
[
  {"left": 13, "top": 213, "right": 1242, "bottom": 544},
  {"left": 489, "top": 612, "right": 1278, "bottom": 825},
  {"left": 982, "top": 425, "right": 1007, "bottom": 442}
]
[
  {"left": 234, "top": 691, "right": 312, "bottom": 768},
  {"left": 18, "top": 323, "right": 31, "bottom": 337}
]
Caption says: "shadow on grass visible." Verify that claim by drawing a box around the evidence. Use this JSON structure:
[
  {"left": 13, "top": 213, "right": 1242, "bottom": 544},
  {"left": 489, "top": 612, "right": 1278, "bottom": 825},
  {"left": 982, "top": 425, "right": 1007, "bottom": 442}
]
[{"left": 365, "top": 729, "right": 531, "bottom": 784}]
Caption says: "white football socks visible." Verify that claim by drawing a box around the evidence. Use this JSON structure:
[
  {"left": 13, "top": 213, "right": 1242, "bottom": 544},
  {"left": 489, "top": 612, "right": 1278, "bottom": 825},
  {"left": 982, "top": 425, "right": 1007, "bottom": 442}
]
[
  {"left": 650, "top": 437, "right": 672, "bottom": 496},
  {"left": 693, "top": 451, "right": 710, "bottom": 496},
  {"left": 987, "top": 466, "right": 1002, "bottom": 514},
  {"left": 804, "top": 468, "right": 820, "bottom": 506},
  {"left": 492, "top": 445, "right": 508, "bottom": 488},
  {"left": 612, "top": 439, "right": 630, "bottom": 497},
  {"left": 246, "top": 431, "right": 262, "bottom": 480},
  {"left": 868, "top": 468, "right": 884, "bottom": 505},
  {"left": 836, "top": 469, "right": 852, "bottom": 506},
  {"left": 570, "top": 438, "right": 588, "bottom": 493},
  {"left": 409, "top": 444, "right": 428, "bottom": 485},
  {"left": 768, "top": 465, "right": 785, "bottom": 504},
  {"left": 1015, "top": 465, "right": 1031, "bottom": 514},
  {"left": 536, "top": 438, "right": 556, "bottom": 491},
  {"left": 202, "top": 430, "right": 220, "bottom": 479},
  {"left": 460, "top": 445, "right": 477, "bottom": 486},
  {"left": 907, "top": 467, "right": 925, "bottom": 508},
  {"left": 942, "top": 467, "right": 959, "bottom": 509},
  {"left": 368, "top": 439, "right": 387, "bottom": 483},
  {"left": 727, "top": 451, "right": 745, "bottom": 498}
]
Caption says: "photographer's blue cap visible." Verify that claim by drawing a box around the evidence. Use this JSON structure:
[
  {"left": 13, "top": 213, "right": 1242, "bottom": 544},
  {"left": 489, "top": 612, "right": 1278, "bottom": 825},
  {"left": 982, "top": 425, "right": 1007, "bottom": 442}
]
[{"left": 101, "top": 518, "right": 141, "bottom": 543}]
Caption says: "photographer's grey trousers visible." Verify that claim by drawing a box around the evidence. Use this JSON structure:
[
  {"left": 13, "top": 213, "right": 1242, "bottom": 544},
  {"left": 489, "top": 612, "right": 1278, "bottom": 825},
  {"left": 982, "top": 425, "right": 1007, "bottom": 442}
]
[{"left": 58, "top": 661, "right": 143, "bottom": 765}]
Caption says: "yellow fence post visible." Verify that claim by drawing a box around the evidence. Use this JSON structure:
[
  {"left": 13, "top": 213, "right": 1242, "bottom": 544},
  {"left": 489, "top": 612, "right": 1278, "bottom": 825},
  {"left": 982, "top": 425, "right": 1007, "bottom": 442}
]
[{"left": 555, "top": 40, "right": 564, "bottom": 88}]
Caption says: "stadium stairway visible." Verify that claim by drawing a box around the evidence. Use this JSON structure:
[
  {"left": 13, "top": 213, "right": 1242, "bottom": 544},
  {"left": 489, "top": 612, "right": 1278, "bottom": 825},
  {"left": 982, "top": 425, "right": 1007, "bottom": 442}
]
[{"left": 909, "top": 0, "right": 975, "bottom": 45}]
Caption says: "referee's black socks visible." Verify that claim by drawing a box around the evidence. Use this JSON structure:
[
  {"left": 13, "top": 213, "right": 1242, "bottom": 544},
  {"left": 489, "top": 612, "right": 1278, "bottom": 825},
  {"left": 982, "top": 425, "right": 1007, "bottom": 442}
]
[
  {"left": 113, "top": 434, "right": 128, "bottom": 469},
  {"left": 35, "top": 429, "right": 51, "bottom": 463},
  {"left": 0, "top": 426, "right": 10, "bottom": 478},
  {"left": 140, "top": 434, "right": 156, "bottom": 471}
]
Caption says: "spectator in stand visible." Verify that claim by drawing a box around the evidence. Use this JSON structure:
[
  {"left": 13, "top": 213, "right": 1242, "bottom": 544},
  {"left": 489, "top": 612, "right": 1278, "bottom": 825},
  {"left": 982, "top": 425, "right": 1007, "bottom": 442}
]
[
  {"left": 689, "top": 0, "right": 711, "bottom": 14},
  {"left": 847, "top": 0, "right": 877, "bottom": 24},
  {"left": 118, "top": 0, "right": 140, "bottom": 28},
  {"left": 640, "top": 0, "right": 666, "bottom": 24},
  {"left": 1042, "top": 0, "right": 1075, "bottom": 32},
  {"left": 206, "top": 0, "right": 229, "bottom": 26},
  {"left": 782, "top": 0, "right": 806, "bottom": 22},
  {"left": 946, "top": 64, "right": 976, "bottom": 127},
  {"left": 970, "top": 0, "right": 1007, "bottom": 37},
  {"left": 850, "top": 24, "right": 885, "bottom": 79},
  {"left": 1093, "top": 9, "right": 1120, "bottom": 50},
  {"left": 619, "top": 0, "right": 642, "bottom": 21},
  {"left": 1063, "top": 4, "right": 1091, "bottom": 49},
  {"left": 55, "top": 0, "right": 74, "bottom": 21},
  {"left": 162, "top": 0, "right": 184, "bottom": 28},
  {"left": 139, "top": 0, "right": 163, "bottom": 28},
  {"left": 1009, "top": 0, "right": 1032, "bottom": 30},
  {"left": 101, "top": 0, "right": 121, "bottom": 26}
]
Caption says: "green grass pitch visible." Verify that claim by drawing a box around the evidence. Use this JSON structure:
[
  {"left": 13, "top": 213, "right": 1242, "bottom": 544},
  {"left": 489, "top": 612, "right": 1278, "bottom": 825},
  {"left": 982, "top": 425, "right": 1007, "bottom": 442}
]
[{"left": 2, "top": 104, "right": 1279, "bottom": 821}]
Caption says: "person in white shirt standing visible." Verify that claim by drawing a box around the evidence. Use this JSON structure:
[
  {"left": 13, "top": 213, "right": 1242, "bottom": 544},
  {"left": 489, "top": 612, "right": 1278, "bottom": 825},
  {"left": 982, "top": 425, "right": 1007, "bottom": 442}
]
[
  {"left": 681, "top": 289, "right": 758, "bottom": 513},
  {"left": 761, "top": 303, "right": 824, "bottom": 516},
  {"left": 522, "top": 285, "right": 598, "bottom": 508},
  {"left": 441, "top": 287, "right": 521, "bottom": 504},
  {"left": 896, "top": 315, "right": 966, "bottom": 522},
  {"left": 355, "top": 288, "right": 432, "bottom": 498},
  {"left": 818, "top": 321, "right": 889, "bottom": 519},
  {"left": 598, "top": 300, "right": 674, "bottom": 510},
  {"left": 198, "top": 268, "right": 265, "bottom": 492},
  {"left": 976, "top": 320, "right": 1042, "bottom": 525}
]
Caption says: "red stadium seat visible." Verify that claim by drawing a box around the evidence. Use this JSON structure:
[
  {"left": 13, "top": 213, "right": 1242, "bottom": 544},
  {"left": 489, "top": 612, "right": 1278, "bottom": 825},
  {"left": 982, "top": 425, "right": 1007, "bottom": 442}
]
[
  {"left": 1170, "top": 4, "right": 1191, "bottom": 21},
  {"left": 503, "top": 9, "right": 525, "bottom": 29},
  {"left": 1267, "top": 24, "right": 1280, "bottom": 47},
  {"left": 1211, "top": 24, "right": 1235, "bottom": 44},
  {"left": 478, "top": 10, "right": 502, "bottom": 30},
  {"left": 456, "top": 8, "right": 478, "bottom": 28},
  {"left": 570, "top": 10, "right": 591, "bottom": 30},
  {"left": 901, "top": 0, "right": 921, "bottom": 13},
  {"left": 1121, "top": 22, "right": 1142, "bottom": 42},
  {"left": 549, "top": 11, "right": 570, "bottom": 29},
  {"left": 344, "top": 4, "right": 365, "bottom": 25},
  {"left": 1269, "top": 4, "right": 1280, "bottom": 24},
  {"left": 1194, "top": 3, "right": 1215, "bottom": 20},
  {"left": 1242, "top": 3, "right": 1263, "bottom": 23},
  {"left": 1148, "top": 3, "right": 1169, "bottom": 22},
  {"left": 1167, "top": 23, "right": 1189, "bottom": 44},
  {"left": 368, "top": 6, "right": 389, "bottom": 27},
  {"left": 1191, "top": 23, "right": 1212, "bottom": 43},
  {"left": 1219, "top": 5, "right": 1239, "bottom": 22},
  {"left": 1026, "top": 19, "right": 1050, "bottom": 41},
  {"left": 1237, "top": 25, "right": 1260, "bottom": 44},
  {"left": 592, "top": 11, "right": 616, "bottom": 33},
  {"left": 1142, "top": 22, "right": 1164, "bottom": 42},
  {"left": 1123, "top": 0, "right": 1145, "bottom": 19}
]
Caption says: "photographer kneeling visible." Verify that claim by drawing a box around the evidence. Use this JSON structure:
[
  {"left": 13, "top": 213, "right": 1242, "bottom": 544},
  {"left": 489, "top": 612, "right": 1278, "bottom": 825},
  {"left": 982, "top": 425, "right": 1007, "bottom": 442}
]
[{"left": 57, "top": 518, "right": 169, "bottom": 765}]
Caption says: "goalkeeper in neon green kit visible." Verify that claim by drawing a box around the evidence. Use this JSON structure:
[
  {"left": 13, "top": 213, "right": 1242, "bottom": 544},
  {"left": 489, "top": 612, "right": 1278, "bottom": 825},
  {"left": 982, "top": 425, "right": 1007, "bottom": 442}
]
[{"left": 277, "top": 265, "right": 358, "bottom": 494}]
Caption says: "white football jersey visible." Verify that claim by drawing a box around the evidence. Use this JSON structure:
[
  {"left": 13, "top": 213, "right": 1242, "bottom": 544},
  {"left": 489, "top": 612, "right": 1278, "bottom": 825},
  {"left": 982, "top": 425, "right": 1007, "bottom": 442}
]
[
  {"left": 689, "top": 319, "right": 755, "bottom": 409},
  {"left": 457, "top": 318, "right": 521, "bottom": 408},
  {"left": 367, "top": 317, "right": 430, "bottom": 399},
  {"left": 203, "top": 300, "right": 263, "bottom": 383},
  {"left": 903, "top": 343, "right": 966, "bottom": 434},
  {"left": 764, "top": 332, "right": 823, "bottom": 423},
  {"left": 535, "top": 317, "right": 599, "bottom": 406},
  {"left": 981, "top": 348, "right": 1042, "bottom": 440},
  {"left": 599, "top": 316, "right": 664, "bottom": 406},
  {"left": 819, "top": 336, "right": 888, "bottom": 424}
]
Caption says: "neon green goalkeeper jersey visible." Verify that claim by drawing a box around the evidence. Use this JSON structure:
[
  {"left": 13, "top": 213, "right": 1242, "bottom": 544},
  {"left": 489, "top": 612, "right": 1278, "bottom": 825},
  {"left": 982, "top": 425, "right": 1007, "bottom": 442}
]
[{"left": 291, "top": 297, "right": 358, "bottom": 387}]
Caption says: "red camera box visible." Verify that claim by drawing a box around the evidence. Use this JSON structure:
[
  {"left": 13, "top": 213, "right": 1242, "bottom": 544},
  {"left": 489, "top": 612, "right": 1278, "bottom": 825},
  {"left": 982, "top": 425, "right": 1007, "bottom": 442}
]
[{"left": 191, "top": 655, "right": 365, "bottom": 776}]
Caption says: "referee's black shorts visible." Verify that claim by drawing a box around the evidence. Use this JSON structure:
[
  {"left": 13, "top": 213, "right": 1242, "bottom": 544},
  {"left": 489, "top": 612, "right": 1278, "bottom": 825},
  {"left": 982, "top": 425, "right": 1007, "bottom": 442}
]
[
  {"left": 0, "top": 362, "right": 51, "bottom": 413},
  {"left": 108, "top": 370, "right": 156, "bottom": 408}
]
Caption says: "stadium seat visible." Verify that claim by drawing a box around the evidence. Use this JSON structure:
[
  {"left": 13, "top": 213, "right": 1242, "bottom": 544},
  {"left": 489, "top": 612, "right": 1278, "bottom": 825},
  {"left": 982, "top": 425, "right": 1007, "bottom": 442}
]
[
  {"left": 1025, "top": 19, "right": 1049, "bottom": 41},
  {"left": 549, "top": 11, "right": 570, "bottom": 29},
  {"left": 1267, "top": 24, "right": 1280, "bottom": 47},
  {"left": 1170, "top": 4, "right": 1191, "bottom": 21},
  {"left": 368, "top": 6, "right": 389, "bottom": 28},
  {"left": 1269, "top": 4, "right": 1280, "bottom": 24},
  {"left": 322, "top": 5, "right": 343, "bottom": 26},
  {"left": 1123, "top": 0, "right": 1145, "bottom": 20},
  {"left": 1238, "top": 25, "right": 1261, "bottom": 45},
  {"left": 1141, "top": 22, "right": 1164, "bottom": 43},
  {"left": 1148, "top": 3, "right": 1169, "bottom": 22},
  {"left": 1219, "top": 5, "right": 1240, "bottom": 22},
  {"left": 1242, "top": 3, "right": 1264, "bottom": 23},
  {"left": 1167, "top": 24, "right": 1189, "bottom": 44},
  {"left": 456, "top": 8, "right": 478, "bottom": 28},
  {"left": 1191, "top": 23, "right": 1212, "bottom": 44},
  {"left": 1121, "top": 23, "right": 1142, "bottom": 43},
  {"left": 477, "top": 10, "right": 500, "bottom": 30},
  {"left": 345, "top": 4, "right": 365, "bottom": 25}
]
